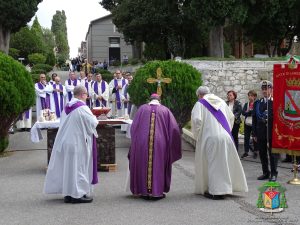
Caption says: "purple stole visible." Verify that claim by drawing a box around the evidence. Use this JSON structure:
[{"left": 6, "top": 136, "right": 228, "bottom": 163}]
[
  {"left": 114, "top": 79, "right": 126, "bottom": 109},
  {"left": 124, "top": 84, "right": 132, "bottom": 114},
  {"left": 67, "top": 79, "right": 78, "bottom": 101},
  {"left": 65, "top": 101, "right": 98, "bottom": 184},
  {"left": 85, "top": 81, "right": 94, "bottom": 108},
  {"left": 199, "top": 99, "right": 234, "bottom": 143},
  {"left": 53, "top": 84, "right": 64, "bottom": 118},
  {"left": 94, "top": 81, "right": 107, "bottom": 107},
  {"left": 19, "top": 110, "right": 30, "bottom": 120},
  {"left": 37, "top": 82, "right": 50, "bottom": 109}
]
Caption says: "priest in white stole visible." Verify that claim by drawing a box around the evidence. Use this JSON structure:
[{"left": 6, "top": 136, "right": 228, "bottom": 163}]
[
  {"left": 191, "top": 86, "right": 248, "bottom": 200},
  {"left": 44, "top": 86, "right": 99, "bottom": 204}
]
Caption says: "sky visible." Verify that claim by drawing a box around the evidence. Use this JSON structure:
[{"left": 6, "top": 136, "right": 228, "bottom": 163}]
[{"left": 29, "top": 0, "right": 110, "bottom": 58}]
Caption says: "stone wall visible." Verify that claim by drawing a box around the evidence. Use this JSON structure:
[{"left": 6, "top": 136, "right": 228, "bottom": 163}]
[{"left": 185, "top": 60, "right": 285, "bottom": 104}]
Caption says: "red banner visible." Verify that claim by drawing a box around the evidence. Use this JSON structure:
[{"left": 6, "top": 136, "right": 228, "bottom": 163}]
[{"left": 272, "top": 64, "right": 300, "bottom": 152}]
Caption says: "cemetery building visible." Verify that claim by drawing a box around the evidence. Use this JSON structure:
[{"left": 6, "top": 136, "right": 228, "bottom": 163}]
[{"left": 85, "top": 14, "right": 135, "bottom": 65}]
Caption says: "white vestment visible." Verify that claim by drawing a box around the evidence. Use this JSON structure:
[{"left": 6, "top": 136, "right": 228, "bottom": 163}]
[
  {"left": 191, "top": 94, "right": 248, "bottom": 195},
  {"left": 92, "top": 80, "right": 109, "bottom": 107},
  {"left": 44, "top": 98, "right": 98, "bottom": 198},
  {"left": 49, "top": 83, "right": 67, "bottom": 118},
  {"left": 35, "top": 82, "right": 53, "bottom": 119},
  {"left": 65, "top": 79, "right": 79, "bottom": 103},
  {"left": 108, "top": 78, "right": 128, "bottom": 117},
  {"left": 16, "top": 108, "right": 32, "bottom": 129}
]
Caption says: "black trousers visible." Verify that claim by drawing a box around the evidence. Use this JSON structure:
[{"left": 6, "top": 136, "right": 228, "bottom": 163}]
[
  {"left": 257, "top": 138, "right": 279, "bottom": 176},
  {"left": 243, "top": 124, "right": 258, "bottom": 153},
  {"left": 232, "top": 123, "right": 240, "bottom": 151}
]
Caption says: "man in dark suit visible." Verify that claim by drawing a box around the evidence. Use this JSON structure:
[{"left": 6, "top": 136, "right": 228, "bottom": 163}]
[{"left": 252, "top": 80, "right": 279, "bottom": 182}]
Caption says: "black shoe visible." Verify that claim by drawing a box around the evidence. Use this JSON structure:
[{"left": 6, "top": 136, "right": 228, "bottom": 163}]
[
  {"left": 71, "top": 196, "right": 93, "bottom": 204},
  {"left": 269, "top": 175, "right": 277, "bottom": 182},
  {"left": 64, "top": 196, "right": 72, "bottom": 203},
  {"left": 257, "top": 174, "right": 270, "bottom": 180},
  {"left": 241, "top": 153, "right": 248, "bottom": 159},
  {"left": 204, "top": 192, "right": 225, "bottom": 200},
  {"left": 141, "top": 194, "right": 166, "bottom": 201},
  {"left": 253, "top": 152, "right": 258, "bottom": 159}
]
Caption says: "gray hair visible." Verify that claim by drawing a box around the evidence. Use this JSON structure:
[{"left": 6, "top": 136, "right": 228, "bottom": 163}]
[
  {"left": 196, "top": 86, "right": 210, "bottom": 96},
  {"left": 74, "top": 86, "right": 87, "bottom": 97}
]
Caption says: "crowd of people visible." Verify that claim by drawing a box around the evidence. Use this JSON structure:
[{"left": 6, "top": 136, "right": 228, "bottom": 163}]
[
  {"left": 70, "top": 57, "right": 108, "bottom": 73},
  {"left": 10, "top": 69, "right": 288, "bottom": 203}
]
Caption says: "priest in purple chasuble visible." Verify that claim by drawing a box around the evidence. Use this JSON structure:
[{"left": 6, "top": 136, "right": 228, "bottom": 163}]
[
  {"left": 64, "top": 71, "right": 78, "bottom": 103},
  {"left": 128, "top": 94, "right": 182, "bottom": 199},
  {"left": 35, "top": 73, "right": 53, "bottom": 119},
  {"left": 92, "top": 73, "right": 109, "bottom": 107},
  {"left": 109, "top": 70, "right": 128, "bottom": 117},
  {"left": 191, "top": 86, "right": 248, "bottom": 200},
  {"left": 44, "top": 86, "right": 98, "bottom": 204},
  {"left": 49, "top": 76, "right": 66, "bottom": 118}
]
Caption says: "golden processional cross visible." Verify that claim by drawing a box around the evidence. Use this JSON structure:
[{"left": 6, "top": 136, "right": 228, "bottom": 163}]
[{"left": 146, "top": 67, "right": 172, "bottom": 96}]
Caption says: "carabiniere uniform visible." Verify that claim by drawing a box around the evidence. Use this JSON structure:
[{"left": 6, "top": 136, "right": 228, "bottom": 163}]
[{"left": 252, "top": 93, "right": 279, "bottom": 180}]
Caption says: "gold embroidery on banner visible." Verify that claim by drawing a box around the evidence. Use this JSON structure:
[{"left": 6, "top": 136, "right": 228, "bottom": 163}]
[
  {"left": 274, "top": 124, "right": 300, "bottom": 143},
  {"left": 147, "top": 111, "right": 156, "bottom": 192}
]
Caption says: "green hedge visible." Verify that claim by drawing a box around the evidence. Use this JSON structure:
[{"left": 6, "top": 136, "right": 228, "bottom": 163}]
[
  {"left": 128, "top": 60, "right": 202, "bottom": 129},
  {"left": 0, "top": 52, "right": 35, "bottom": 152},
  {"left": 31, "top": 64, "right": 53, "bottom": 73}
]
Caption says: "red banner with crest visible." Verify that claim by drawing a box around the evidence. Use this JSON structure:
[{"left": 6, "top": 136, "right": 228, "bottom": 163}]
[{"left": 272, "top": 63, "right": 300, "bottom": 153}]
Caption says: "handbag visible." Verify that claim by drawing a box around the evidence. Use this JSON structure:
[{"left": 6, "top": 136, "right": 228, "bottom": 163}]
[{"left": 245, "top": 116, "right": 252, "bottom": 126}]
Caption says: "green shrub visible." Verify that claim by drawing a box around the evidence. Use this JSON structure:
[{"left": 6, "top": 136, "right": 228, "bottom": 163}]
[
  {"left": 128, "top": 60, "right": 202, "bottom": 129},
  {"left": 28, "top": 53, "right": 46, "bottom": 64},
  {"left": 8, "top": 48, "right": 20, "bottom": 60},
  {"left": 110, "top": 60, "right": 121, "bottom": 67},
  {"left": 128, "top": 58, "right": 139, "bottom": 65},
  {"left": 32, "top": 64, "right": 53, "bottom": 73},
  {"left": 0, "top": 52, "right": 35, "bottom": 152},
  {"left": 94, "top": 68, "right": 113, "bottom": 82},
  {"left": 45, "top": 52, "right": 56, "bottom": 66},
  {"left": 31, "top": 74, "right": 50, "bottom": 83}
]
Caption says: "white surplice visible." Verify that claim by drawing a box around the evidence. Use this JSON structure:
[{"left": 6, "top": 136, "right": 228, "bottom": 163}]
[
  {"left": 49, "top": 84, "right": 67, "bottom": 118},
  {"left": 92, "top": 80, "right": 109, "bottom": 107},
  {"left": 16, "top": 108, "right": 32, "bottom": 129},
  {"left": 44, "top": 98, "right": 98, "bottom": 198},
  {"left": 65, "top": 79, "right": 78, "bottom": 103},
  {"left": 35, "top": 82, "right": 53, "bottom": 118},
  {"left": 108, "top": 78, "right": 128, "bottom": 117},
  {"left": 191, "top": 94, "right": 248, "bottom": 195}
]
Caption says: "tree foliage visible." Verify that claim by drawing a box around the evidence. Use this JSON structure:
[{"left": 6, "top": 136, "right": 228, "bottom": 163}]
[
  {"left": 0, "top": 0, "right": 42, "bottom": 53},
  {"left": 51, "top": 10, "right": 69, "bottom": 61},
  {"left": 243, "top": 0, "right": 300, "bottom": 56},
  {"left": 0, "top": 52, "right": 35, "bottom": 152},
  {"left": 101, "top": 0, "right": 206, "bottom": 59},
  {"left": 128, "top": 60, "right": 202, "bottom": 129}
]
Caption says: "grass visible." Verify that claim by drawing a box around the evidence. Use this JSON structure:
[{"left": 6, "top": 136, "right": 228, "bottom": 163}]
[{"left": 0, "top": 151, "right": 13, "bottom": 158}]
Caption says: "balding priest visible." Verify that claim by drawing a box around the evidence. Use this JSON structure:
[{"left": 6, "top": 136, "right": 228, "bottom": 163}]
[
  {"left": 128, "top": 93, "right": 182, "bottom": 200},
  {"left": 44, "top": 86, "right": 99, "bottom": 204}
]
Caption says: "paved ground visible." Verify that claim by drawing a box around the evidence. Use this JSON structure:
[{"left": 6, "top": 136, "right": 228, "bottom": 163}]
[{"left": 1, "top": 127, "right": 300, "bottom": 225}]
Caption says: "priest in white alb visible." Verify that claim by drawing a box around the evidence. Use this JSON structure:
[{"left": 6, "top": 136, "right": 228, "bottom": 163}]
[
  {"left": 35, "top": 73, "right": 53, "bottom": 119},
  {"left": 191, "top": 86, "right": 248, "bottom": 200},
  {"left": 92, "top": 73, "right": 109, "bottom": 107},
  {"left": 65, "top": 71, "right": 78, "bottom": 103},
  {"left": 109, "top": 70, "right": 128, "bottom": 117},
  {"left": 49, "top": 76, "right": 66, "bottom": 119},
  {"left": 44, "top": 86, "right": 99, "bottom": 204}
]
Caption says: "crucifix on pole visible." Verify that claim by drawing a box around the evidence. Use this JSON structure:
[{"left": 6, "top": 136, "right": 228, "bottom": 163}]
[{"left": 146, "top": 67, "right": 172, "bottom": 96}]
